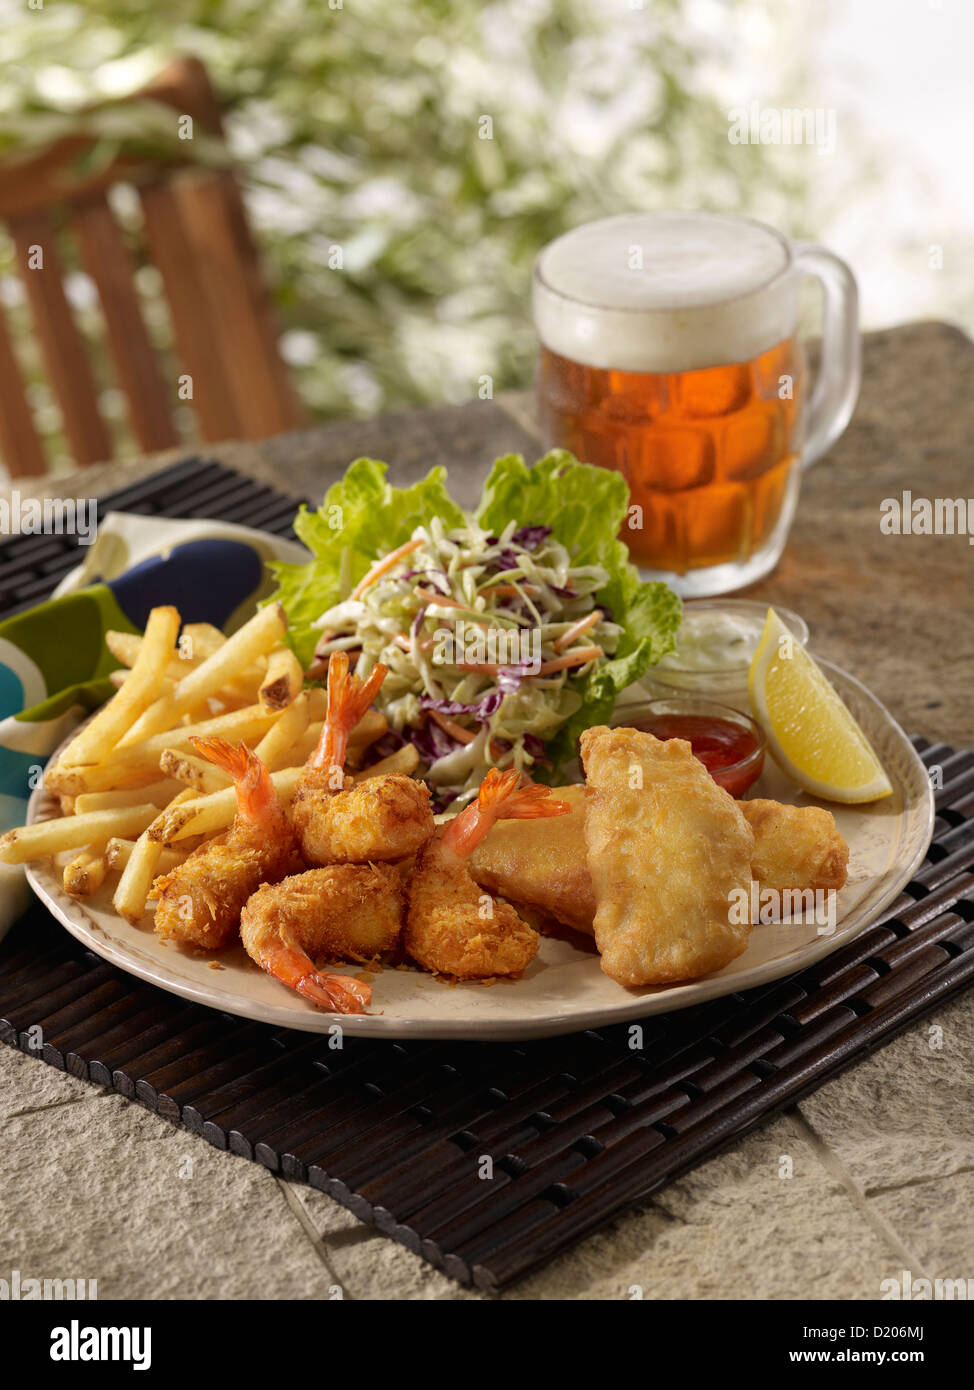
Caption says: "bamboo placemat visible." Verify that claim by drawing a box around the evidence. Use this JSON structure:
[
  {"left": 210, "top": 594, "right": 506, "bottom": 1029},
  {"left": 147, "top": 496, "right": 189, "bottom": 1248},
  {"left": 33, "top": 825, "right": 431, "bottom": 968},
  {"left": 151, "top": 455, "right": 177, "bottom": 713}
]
[{"left": 2, "top": 458, "right": 968, "bottom": 1291}]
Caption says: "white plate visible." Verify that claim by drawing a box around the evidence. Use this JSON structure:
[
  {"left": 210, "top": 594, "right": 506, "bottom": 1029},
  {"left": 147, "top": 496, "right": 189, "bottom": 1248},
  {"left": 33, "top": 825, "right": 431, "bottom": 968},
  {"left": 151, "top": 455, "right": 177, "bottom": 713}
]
[{"left": 25, "top": 662, "right": 933, "bottom": 1041}]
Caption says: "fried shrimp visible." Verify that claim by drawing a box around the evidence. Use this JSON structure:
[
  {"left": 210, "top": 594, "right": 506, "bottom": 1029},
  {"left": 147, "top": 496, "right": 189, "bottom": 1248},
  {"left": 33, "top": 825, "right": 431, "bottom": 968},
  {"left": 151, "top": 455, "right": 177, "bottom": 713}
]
[
  {"left": 152, "top": 737, "right": 302, "bottom": 950},
  {"left": 292, "top": 651, "right": 434, "bottom": 864},
  {"left": 404, "top": 769, "right": 570, "bottom": 980},
  {"left": 240, "top": 864, "right": 405, "bottom": 1012}
]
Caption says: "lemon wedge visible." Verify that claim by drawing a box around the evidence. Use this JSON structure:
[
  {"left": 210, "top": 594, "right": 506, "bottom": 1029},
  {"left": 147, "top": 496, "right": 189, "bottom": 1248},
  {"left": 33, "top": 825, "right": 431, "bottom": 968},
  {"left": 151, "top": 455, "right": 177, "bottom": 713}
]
[{"left": 748, "top": 607, "right": 893, "bottom": 803}]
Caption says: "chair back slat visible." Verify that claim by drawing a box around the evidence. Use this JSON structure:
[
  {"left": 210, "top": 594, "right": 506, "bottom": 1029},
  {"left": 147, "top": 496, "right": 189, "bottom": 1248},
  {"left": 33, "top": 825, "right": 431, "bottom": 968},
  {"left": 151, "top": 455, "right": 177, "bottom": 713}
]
[
  {"left": 10, "top": 212, "right": 112, "bottom": 466},
  {"left": 174, "top": 171, "right": 301, "bottom": 440},
  {"left": 70, "top": 194, "right": 178, "bottom": 454},
  {"left": 0, "top": 306, "right": 47, "bottom": 477},
  {"left": 214, "top": 172, "right": 305, "bottom": 432},
  {"left": 0, "top": 56, "right": 302, "bottom": 477},
  {"left": 137, "top": 178, "right": 244, "bottom": 442}
]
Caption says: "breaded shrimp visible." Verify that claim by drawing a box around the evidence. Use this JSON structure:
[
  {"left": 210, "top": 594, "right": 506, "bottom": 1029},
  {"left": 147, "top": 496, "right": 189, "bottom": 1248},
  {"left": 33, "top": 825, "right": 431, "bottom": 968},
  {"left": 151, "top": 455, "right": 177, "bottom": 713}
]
[
  {"left": 404, "top": 769, "right": 570, "bottom": 980},
  {"left": 240, "top": 864, "right": 405, "bottom": 1012},
  {"left": 152, "top": 737, "right": 302, "bottom": 950},
  {"left": 292, "top": 651, "right": 434, "bottom": 864}
]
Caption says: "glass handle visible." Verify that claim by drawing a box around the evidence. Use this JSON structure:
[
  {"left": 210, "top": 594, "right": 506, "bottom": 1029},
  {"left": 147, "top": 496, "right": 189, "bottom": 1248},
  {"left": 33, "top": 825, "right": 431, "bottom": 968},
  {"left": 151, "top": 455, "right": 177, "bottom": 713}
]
[{"left": 792, "top": 242, "right": 861, "bottom": 469}]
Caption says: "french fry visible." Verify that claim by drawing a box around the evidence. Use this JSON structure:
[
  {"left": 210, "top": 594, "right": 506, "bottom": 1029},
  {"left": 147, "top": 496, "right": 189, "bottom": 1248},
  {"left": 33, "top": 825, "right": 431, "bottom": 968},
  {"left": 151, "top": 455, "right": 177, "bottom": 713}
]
[
  {"left": 63, "top": 847, "right": 108, "bottom": 898},
  {"left": 180, "top": 626, "right": 267, "bottom": 699},
  {"left": 184, "top": 702, "right": 217, "bottom": 726},
  {"left": 58, "top": 606, "right": 181, "bottom": 768},
  {"left": 107, "top": 629, "right": 198, "bottom": 681},
  {"left": 106, "top": 838, "right": 191, "bottom": 874},
  {"left": 46, "top": 761, "right": 167, "bottom": 798},
  {"left": 178, "top": 626, "right": 267, "bottom": 701},
  {"left": 120, "top": 604, "right": 287, "bottom": 746},
  {"left": 305, "top": 687, "right": 327, "bottom": 721},
  {"left": 0, "top": 804, "right": 159, "bottom": 864},
  {"left": 114, "top": 789, "right": 197, "bottom": 922},
  {"left": 109, "top": 667, "right": 178, "bottom": 695},
  {"left": 149, "top": 766, "right": 303, "bottom": 843},
  {"left": 159, "top": 748, "right": 232, "bottom": 795},
  {"left": 254, "top": 692, "right": 310, "bottom": 771},
  {"left": 351, "top": 744, "right": 419, "bottom": 781},
  {"left": 113, "top": 831, "right": 163, "bottom": 923},
  {"left": 259, "top": 644, "right": 303, "bottom": 712},
  {"left": 113, "top": 664, "right": 261, "bottom": 713},
  {"left": 106, "top": 629, "right": 152, "bottom": 668},
  {"left": 50, "top": 704, "right": 282, "bottom": 796},
  {"left": 74, "top": 780, "right": 182, "bottom": 815},
  {"left": 178, "top": 623, "right": 227, "bottom": 660}
]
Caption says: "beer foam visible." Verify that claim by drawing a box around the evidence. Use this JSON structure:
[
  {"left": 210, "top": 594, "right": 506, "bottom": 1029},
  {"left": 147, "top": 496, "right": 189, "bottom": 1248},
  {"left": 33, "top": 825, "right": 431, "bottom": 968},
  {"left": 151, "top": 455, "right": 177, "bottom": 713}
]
[{"left": 533, "top": 212, "right": 800, "bottom": 373}]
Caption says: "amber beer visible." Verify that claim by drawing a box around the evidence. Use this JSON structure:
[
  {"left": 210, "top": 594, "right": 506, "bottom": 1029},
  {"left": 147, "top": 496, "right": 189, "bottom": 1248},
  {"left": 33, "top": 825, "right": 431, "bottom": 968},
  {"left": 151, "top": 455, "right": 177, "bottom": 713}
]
[{"left": 533, "top": 213, "right": 860, "bottom": 595}]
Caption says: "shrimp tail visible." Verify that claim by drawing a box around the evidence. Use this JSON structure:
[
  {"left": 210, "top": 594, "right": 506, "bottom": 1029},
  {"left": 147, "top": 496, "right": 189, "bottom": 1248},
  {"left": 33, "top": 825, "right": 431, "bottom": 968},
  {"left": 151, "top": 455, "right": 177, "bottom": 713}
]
[
  {"left": 254, "top": 935, "right": 371, "bottom": 1013},
  {"left": 296, "top": 971, "right": 372, "bottom": 1013},
  {"left": 190, "top": 736, "right": 277, "bottom": 825},
  {"left": 307, "top": 651, "right": 388, "bottom": 773},
  {"left": 443, "top": 769, "right": 571, "bottom": 857}
]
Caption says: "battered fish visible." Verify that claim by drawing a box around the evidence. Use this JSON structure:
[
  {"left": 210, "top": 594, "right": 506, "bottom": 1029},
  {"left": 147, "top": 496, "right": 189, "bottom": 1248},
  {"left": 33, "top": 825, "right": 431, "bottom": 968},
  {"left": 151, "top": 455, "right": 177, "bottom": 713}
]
[
  {"left": 739, "top": 798, "right": 848, "bottom": 892},
  {"left": 469, "top": 786, "right": 849, "bottom": 934},
  {"left": 580, "top": 726, "right": 754, "bottom": 986},
  {"left": 468, "top": 784, "right": 595, "bottom": 932}
]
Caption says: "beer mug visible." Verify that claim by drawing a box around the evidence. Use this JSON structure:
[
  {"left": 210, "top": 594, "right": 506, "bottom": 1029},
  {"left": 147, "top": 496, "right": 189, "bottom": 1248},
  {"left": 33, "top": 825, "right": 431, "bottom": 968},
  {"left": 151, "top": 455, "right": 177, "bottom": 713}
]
[{"left": 533, "top": 212, "right": 860, "bottom": 596}]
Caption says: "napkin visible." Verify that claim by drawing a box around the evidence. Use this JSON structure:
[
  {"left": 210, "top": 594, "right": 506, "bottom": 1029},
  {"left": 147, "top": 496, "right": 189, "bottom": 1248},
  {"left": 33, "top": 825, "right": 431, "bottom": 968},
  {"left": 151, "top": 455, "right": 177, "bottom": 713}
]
[{"left": 0, "top": 511, "right": 307, "bottom": 938}]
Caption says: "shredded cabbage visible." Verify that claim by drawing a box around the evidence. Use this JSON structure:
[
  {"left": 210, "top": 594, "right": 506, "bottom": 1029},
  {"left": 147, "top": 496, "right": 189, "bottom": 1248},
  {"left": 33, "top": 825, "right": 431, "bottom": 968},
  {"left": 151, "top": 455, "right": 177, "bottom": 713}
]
[{"left": 312, "top": 518, "right": 620, "bottom": 807}]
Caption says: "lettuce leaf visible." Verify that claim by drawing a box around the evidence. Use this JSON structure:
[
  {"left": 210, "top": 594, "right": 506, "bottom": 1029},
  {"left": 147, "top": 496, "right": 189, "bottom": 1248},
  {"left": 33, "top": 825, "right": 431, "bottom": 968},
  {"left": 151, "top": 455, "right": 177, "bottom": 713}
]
[
  {"left": 271, "top": 449, "right": 682, "bottom": 771},
  {"left": 476, "top": 450, "right": 682, "bottom": 771},
  {"left": 270, "top": 457, "right": 465, "bottom": 666}
]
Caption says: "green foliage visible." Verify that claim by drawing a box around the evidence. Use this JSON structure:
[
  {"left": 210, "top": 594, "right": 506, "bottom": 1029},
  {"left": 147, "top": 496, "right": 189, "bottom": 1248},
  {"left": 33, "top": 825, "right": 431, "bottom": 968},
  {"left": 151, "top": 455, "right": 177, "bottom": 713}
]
[{"left": 0, "top": 0, "right": 803, "bottom": 450}]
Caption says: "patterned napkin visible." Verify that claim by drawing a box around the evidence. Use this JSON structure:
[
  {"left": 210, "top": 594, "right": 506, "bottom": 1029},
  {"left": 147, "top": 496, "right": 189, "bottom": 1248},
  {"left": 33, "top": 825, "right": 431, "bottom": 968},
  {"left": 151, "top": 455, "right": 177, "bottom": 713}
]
[{"left": 0, "top": 512, "right": 307, "bottom": 937}]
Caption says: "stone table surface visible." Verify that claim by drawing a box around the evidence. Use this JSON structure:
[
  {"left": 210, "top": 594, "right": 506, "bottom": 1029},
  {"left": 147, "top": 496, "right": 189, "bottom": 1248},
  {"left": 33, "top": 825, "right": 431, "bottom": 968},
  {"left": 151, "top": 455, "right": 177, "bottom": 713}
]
[{"left": 2, "top": 320, "right": 972, "bottom": 1300}]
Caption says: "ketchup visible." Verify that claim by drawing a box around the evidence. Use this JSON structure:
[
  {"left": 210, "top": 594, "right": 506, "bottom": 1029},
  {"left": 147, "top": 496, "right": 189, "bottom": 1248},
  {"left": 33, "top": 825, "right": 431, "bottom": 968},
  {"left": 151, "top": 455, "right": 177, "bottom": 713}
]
[{"left": 622, "top": 712, "right": 764, "bottom": 799}]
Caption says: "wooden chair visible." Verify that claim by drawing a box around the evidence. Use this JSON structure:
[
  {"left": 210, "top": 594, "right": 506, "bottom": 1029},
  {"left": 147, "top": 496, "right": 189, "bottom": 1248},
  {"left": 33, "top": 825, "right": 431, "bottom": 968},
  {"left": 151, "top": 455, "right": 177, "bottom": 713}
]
[{"left": 0, "top": 56, "right": 305, "bottom": 477}]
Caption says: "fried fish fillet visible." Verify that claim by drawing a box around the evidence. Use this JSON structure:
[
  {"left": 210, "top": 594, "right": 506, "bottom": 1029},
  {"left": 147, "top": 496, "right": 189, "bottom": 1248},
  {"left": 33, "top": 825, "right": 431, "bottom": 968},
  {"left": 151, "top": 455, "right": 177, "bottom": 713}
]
[
  {"left": 580, "top": 726, "right": 754, "bottom": 986},
  {"left": 469, "top": 785, "right": 849, "bottom": 937},
  {"left": 468, "top": 784, "right": 594, "bottom": 932},
  {"left": 739, "top": 798, "right": 848, "bottom": 892}
]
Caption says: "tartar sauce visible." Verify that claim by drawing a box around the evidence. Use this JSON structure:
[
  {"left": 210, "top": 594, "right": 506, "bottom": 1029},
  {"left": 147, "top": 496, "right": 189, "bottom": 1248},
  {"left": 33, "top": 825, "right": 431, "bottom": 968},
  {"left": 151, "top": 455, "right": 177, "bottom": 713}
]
[{"left": 657, "top": 610, "right": 764, "bottom": 673}]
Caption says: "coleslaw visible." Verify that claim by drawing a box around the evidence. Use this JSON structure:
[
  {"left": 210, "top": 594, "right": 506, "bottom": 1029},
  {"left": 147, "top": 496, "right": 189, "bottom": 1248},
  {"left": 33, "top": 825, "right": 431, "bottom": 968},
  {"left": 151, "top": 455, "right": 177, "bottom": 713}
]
[
  {"left": 311, "top": 517, "right": 622, "bottom": 806},
  {"left": 270, "top": 451, "right": 683, "bottom": 808}
]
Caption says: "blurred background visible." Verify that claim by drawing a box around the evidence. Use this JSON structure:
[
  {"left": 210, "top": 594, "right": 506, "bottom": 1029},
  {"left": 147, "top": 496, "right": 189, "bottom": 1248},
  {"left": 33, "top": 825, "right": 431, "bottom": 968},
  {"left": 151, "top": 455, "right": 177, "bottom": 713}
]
[{"left": 0, "top": 0, "right": 971, "bottom": 472}]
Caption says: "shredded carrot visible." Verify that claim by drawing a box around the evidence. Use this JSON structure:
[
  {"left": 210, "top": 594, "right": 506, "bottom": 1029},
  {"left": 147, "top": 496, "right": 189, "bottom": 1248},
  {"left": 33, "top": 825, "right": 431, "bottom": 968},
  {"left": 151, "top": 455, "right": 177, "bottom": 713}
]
[
  {"left": 482, "top": 583, "right": 542, "bottom": 598},
  {"left": 427, "top": 711, "right": 506, "bottom": 760},
  {"left": 349, "top": 537, "right": 425, "bottom": 601},
  {"left": 553, "top": 609, "right": 602, "bottom": 653},
  {"left": 428, "top": 710, "right": 476, "bottom": 745},
  {"left": 455, "top": 661, "right": 508, "bottom": 677},
  {"left": 455, "top": 646, "right": 603, "bottom": 678},
  {"left": 393, "top": 633, "right": 434, "bottom": 654},
  {"left": 415, "top": 586, "right": 463, "bottom": 608},
  {"left": 415, "top": 588, "right": 491, "bottom": 631},
  {"left": 537, "top": 646, "right": 604, "bottom": 676}
]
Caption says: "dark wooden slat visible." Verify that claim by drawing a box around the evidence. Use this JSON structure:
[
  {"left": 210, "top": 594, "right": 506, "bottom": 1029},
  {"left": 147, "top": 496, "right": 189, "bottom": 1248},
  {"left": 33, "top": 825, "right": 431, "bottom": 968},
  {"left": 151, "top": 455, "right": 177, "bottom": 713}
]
[
  {"left": 0, "top": 302, "right": 46, "bottom": 476},
  {"left": 9, "top": 212, "right": 112, "bottom": 465},
  {"left": 138, "top": 180, "right": 242, "bottom": 443},
  {"left": 70, "top": 194, "right": 178, "bottom": 454},
  {"left": 174, "top": 172, "right": 295, "bottom": 440}
]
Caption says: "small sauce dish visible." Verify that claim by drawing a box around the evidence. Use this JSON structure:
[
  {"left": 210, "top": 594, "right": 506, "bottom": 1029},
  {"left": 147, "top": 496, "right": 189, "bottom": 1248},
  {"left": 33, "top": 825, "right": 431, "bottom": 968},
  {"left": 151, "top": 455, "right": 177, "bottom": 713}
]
[{"left": 610, "top": 695, "right": 766, "bottom": 799}]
